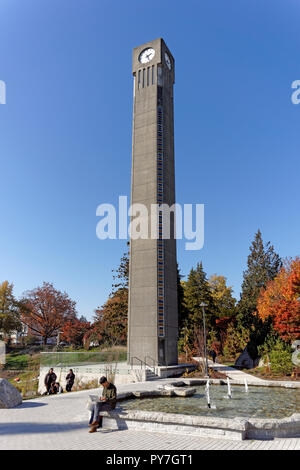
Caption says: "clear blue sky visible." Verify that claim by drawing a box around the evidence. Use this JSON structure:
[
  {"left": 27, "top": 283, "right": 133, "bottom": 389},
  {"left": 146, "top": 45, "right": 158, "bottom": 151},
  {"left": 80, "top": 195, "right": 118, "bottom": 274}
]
[{"left": 0, "top": 0, "right": 299, "bottom": 321}]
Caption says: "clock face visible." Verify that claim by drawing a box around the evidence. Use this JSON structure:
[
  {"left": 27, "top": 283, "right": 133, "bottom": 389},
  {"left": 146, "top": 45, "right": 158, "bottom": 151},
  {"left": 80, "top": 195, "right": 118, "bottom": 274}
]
[
  {"left": 139, "top": 48, "right": 155, "bottom": 64},
  {"left": 164, "top": 52, "right": 172, "bottom": 70}
]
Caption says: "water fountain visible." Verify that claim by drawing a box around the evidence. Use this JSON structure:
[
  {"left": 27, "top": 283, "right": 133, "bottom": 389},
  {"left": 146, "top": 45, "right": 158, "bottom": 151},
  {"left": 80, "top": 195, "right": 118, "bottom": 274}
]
[
  {"left": 122, "top": 383, "right": 299, "bottom": 420},
  {"left": 205, "top": 379, "right": 211, "bottom": 408},
  {"left": 227, "top": 377, "right": 232, "bottom": 399},
  {"left": 118, "top": 381, "right": 300, "bottom": 440}
]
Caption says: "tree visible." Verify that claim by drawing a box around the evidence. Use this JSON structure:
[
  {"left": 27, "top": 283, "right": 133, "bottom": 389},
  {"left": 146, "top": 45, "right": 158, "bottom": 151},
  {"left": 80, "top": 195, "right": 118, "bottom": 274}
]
[
  {"left": 223, "top": 323, "right": 250, "bottom": 359},
  {"left": 208, "top": 274, "right": 236, "bottom": 319},
  {"left": 21, "top": 282, "right": 77, "bottom": 345},
  {"left": 181, "top": 263, "right": 215, "bottom": 350},
  {"left": 268, "top": 339, "right": 293, "bottom": 375},
  {"left": 177, "top": 265, "right": 187, "bottom": 330},
  {"left": 238, "top": 229, "right": 281, "bottom": 329},
  {"left": 83, "top": 314, "right": 106, "bottom": 349},
  {"left": 88, "top": 247, "right": 129, "bottom": 348},
  {"left": 215, "top": 317, "right": 233, "bottom": 352},
  {"left": 178, "top": 323, "right": 193, "bottom": 361},
  {"left": 61, "top": 317, "right": 91, "bottom": 347},
  {"left": 184, "top": 263, "right": 215, "bottom": 326},
  {"left": 257, "top": 257, "right": 300, "bottom": 342},
  {"left": 0, "top": 281, "right": 22, "bottom": 339},
  {"left": 112, "top": 246, "right": 129, "bottom": 291},
  {"left": 93, "top": 287, "right": 128, "bottom": 347}
]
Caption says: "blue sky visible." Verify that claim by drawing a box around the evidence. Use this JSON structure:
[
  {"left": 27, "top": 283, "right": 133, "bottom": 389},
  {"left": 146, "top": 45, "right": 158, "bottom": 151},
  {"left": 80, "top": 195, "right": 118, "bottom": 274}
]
[{"left": 0, "top": 0, "right": 299, "bottom": 321}]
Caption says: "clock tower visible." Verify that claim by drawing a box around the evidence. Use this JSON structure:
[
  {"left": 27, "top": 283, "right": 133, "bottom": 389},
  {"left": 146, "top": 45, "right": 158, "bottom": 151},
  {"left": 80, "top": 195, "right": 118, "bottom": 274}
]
[{"left": 128, "top": 38, "right": 178, "bottom": 366}]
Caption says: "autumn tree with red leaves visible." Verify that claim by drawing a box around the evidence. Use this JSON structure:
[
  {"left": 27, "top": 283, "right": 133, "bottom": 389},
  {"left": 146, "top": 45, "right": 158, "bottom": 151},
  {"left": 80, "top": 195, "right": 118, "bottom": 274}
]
[
  {"left": 257, "top": 257, "right": 300, "bottom": 343},
  {"left": 92, "top": 288, "right": 128, "bottom": 347},
  {"left": 84, "top": 249, "right": 129, "bottom": 348},
  {"left": 21, "top": 282, "right": 77, "bottom": 345},
  {"left": 61, "top": 317, "right": 91, "bottom": 347}
]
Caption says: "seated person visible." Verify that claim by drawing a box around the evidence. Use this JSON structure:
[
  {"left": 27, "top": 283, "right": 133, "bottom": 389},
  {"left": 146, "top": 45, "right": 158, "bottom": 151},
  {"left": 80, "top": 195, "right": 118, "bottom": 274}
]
[
  {"left": 51, "top": 382, "right": 63, "bottom": 394},
  {"left": 89, "top": 376, "right": 117, "bottom": 433}
]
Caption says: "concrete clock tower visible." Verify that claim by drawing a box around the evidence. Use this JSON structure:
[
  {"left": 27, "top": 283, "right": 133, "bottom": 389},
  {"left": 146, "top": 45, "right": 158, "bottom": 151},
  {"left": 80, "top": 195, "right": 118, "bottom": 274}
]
[{"left": 128, "top": 38, "right": 178, "bottom": 366}]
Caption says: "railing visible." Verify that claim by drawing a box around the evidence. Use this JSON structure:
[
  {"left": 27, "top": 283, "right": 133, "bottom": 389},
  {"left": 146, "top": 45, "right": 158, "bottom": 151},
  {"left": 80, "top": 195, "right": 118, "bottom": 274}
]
[
  {"left": 144, "top": 356, "right": 158, "bottom": 375},
  {"left": 130, "top": 356, "right": 159, "bottom": 375},
  {"left": 130, "top": 356, "right": 145, "bottom": 369}
]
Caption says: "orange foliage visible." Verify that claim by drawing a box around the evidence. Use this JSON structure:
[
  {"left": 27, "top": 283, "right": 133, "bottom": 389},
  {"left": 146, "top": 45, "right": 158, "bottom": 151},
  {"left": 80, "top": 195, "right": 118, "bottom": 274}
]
[
  {"left": 257, "top": 257, "right": 300, "bottom": 342},
  {"left": 61, "top": 318, "right": 91, "bottom": 347}
]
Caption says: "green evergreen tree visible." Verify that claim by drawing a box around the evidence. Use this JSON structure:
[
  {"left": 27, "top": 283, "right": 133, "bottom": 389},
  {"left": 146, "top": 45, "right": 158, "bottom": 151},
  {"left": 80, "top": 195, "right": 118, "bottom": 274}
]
[
  {"left": 177, "top": 264, "right": 187, "bottom": 330},
  {"left": 183, "top": 262, "right": 215, "bottom": 333},
  {"left": 237, "top": 229, "right": 281, "bottom": 331}
]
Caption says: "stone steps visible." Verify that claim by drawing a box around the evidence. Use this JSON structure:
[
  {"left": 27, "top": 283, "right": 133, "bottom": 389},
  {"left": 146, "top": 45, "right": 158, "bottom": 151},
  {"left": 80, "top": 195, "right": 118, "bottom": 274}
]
[{"left": 145, "top": 369, "right": 160, "bottom": 381}]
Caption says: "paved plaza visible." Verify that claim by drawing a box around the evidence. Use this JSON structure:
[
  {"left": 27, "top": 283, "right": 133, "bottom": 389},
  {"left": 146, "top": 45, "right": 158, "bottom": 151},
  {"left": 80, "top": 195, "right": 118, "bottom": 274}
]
[
  {"left": 194, "top": 357, "right": 271, "bottom": 384},
  {"left": 0, "top": 378, "right": 299, "bottom": 450}
]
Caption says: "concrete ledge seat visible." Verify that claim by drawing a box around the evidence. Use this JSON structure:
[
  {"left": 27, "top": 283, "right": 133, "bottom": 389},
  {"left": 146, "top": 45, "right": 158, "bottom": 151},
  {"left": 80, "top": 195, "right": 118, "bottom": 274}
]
[
  {"left": 182, "top": 377, "right": 300, "bottom": 388},
  {"left": 116, "top": 392, "right": 134, "bottom": 401},
  {"left": 132, "top": 390, "right": 161, "bottom": 398},
  {"left": 182, "top": 379, "right": 221, "bottom": 386},
  {"left": 247, "top": 413, "right": 300, "bottom": 439},
  {"left": 173, "top": 387, "right": 196, "bottom": 397},
  {"left": 131, "top": 387, "right": 196, "bottom": 398},
  {"left": 99, "top": 409, "right": 248, "bottom": 441},
  {"left": 99, "top": 409, "right": 300, "bottom": 441},
  {"left": 97, "top": 381, "right": 300, "bottom": 440}
]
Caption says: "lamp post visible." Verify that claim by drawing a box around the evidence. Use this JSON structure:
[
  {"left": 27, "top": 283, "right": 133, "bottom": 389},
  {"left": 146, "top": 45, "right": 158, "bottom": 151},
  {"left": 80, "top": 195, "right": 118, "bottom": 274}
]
[
  {"left": 56, "top": 330, "right": 60, "bottom": 350},
  {"left": 200, "top": 302, "right": 209, "bottom": 377}
]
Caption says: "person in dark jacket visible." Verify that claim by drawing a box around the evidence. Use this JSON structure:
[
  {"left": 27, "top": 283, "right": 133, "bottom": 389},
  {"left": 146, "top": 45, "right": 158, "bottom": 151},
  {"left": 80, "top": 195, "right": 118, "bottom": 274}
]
[
  {"left": 44, "top": 368, "right": 57, "bottom": 394},
  {"left": 89, "top": 376, "right": 117, "bottom": 433},
  {"left": 210, "top": 349, "right": 217, "bottom": 363},
  {"left": 66, "top": 369, "right": 75, "bottom": 392},
  {"left": 51, "top": 382, "right": 63, "bottom": 394}
]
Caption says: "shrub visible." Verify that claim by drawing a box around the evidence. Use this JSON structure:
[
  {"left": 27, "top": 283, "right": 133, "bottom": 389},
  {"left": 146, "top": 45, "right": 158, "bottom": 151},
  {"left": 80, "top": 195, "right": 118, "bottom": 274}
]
[
  {"left": 23, "top": 335, "right": 41, "bottom": 346},
  {"left": 72, "top": 378, "right": 99, "bottom": 391},
  {"left": 269, "top": 339, "right": 293, "bottom": 375},
  {"left": 258, "top": 329, "right": 279, "bottom": 358},
  {"left": 223, "top": 324, "right": 249, "bottom": 359},
  {"left": 10, "top": 370, "right": 39, "bottom": 398}
]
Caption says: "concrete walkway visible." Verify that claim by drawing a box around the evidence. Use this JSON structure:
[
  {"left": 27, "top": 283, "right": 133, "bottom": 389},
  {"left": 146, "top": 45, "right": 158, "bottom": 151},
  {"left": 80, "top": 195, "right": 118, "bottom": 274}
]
[
  {"left": 194, "top": 357, "right": 300, "bottom": 387},
  {"left": 0, "top": 377, "right": 300, "bottom": 450},
  {"left": 193, "top": 357, "right": 265, "bottom": 384}
]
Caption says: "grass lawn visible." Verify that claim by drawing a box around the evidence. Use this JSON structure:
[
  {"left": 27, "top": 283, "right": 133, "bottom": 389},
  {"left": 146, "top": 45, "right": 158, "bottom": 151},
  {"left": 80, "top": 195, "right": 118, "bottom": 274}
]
[
  {"left": 1, "top": 354, "right": 40, "bottom": 398},
  {"left": 1, "top": 347, "right": 127, "bottom": 399},
  {"left": 40, "top": 349, "right": 127, "bottom": 367},
  {"left": 4, "top": 353, "right": 29, "bottom": 370}
]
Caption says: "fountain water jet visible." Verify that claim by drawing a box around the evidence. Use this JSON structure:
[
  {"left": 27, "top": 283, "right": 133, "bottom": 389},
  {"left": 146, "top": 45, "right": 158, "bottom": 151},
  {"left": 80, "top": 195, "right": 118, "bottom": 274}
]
[
  {"left": 244, "top": 378, "right": 249, "bottom": 392},
  {"left": 205, "top": 379, "right": 211, "bottom": 408},
  {"left": 227, "top": 377, "right": 232, "bottom": 399}
]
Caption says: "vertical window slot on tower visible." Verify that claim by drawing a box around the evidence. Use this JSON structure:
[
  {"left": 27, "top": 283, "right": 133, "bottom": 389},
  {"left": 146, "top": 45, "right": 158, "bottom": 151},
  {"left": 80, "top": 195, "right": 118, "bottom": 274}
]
[
  {"left": 142, "top": 69, "right": 145, "bottom": 88},
  {"left": 138, "top": 70, "right": 141, "bottom": 90},
  {"left": 152, "top": 65, "right": 155, "bottom": 85},
  {"left": 147, "top": 67, "right": 150, "bottom": 86},
  {"left": 157, "top": 66, "right": 163, "bottom": 86}
]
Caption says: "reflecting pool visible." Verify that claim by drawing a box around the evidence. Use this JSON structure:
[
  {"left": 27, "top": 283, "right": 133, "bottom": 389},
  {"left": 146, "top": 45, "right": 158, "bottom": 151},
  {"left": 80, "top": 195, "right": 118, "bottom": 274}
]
[{"left": 122, "top": 385, "right": 300, "bottom": 419}]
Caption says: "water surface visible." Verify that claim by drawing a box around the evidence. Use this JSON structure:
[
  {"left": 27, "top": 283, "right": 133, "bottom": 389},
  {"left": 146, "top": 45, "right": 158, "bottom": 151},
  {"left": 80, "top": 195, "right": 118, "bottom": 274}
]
[{"left": 122, "top": 385, "right": 300, "bottom": 419}]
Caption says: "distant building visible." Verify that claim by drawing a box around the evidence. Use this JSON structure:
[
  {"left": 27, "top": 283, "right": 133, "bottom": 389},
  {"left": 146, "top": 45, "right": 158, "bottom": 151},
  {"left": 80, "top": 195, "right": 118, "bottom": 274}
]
[{"left": 10, "top": 322, "right": 58, "bottom": 345}]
